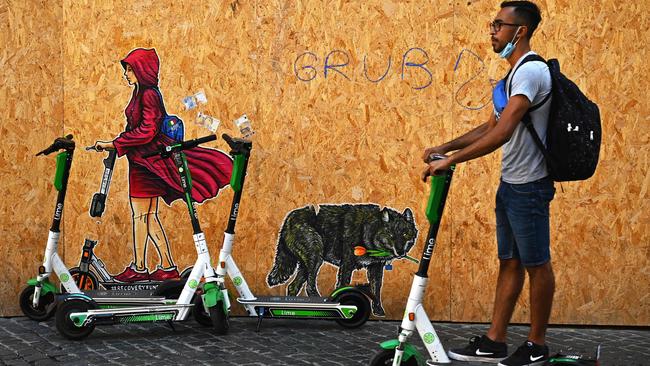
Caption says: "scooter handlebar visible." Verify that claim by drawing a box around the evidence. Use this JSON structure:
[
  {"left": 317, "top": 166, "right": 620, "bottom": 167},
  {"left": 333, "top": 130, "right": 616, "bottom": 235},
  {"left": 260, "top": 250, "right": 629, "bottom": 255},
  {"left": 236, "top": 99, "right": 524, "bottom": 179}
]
[
  {"left": 142, "top": 135, "right": 217, "bottom": 158},
  {"left": 36, "top": 135, "right": 74, "bottom": 156},
  {"left": 222, "top": 133, "right": 235, "bottom": 147},
  {"left": 428, "top": 153, "right": 448, "bottom": 162},
  {"left": 142, "top": 150, "right": 158, "bottom": 159},
  {"left": 186, "top": 134, "right": 217, "bottom": 147},
  {"left": 222, "top": 133, "right": 252, "bottom": 156}
]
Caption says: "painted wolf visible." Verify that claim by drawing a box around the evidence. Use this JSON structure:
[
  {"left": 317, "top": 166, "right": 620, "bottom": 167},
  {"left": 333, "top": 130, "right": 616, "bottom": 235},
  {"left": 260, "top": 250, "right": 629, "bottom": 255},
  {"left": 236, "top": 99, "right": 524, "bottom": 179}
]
[{"left": 267, "top": 204, "right": 418, "bottom": 316}]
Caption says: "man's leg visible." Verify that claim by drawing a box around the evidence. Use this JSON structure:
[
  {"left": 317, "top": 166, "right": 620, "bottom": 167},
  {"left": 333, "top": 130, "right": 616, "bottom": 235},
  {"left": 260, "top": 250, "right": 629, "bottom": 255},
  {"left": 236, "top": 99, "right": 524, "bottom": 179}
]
[
  {"left": 496, "top": 178, "right": 555, "bottom": 366},
  {"left": 487, "top": 258, "right": 525, "bottom": 343},
  {"left": 526, "top": 262, "right": 555, "bottom": 345}
]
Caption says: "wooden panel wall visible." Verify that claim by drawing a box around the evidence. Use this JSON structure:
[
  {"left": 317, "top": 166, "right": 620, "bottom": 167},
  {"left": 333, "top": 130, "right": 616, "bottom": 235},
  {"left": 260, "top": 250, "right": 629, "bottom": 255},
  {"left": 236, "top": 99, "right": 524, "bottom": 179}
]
[
  {"left": 1, "top": 0, "right": 647, "bottom": 326},
  {"left": 0, "top": 1, "right": 63, "bottom": 316}
]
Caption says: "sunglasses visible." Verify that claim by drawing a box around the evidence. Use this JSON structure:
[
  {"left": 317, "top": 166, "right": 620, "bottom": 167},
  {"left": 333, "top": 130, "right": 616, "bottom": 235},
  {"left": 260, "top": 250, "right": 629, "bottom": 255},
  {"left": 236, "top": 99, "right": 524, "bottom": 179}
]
[{"left": 489, "top": 20, "right": 522, "bottom": 33}]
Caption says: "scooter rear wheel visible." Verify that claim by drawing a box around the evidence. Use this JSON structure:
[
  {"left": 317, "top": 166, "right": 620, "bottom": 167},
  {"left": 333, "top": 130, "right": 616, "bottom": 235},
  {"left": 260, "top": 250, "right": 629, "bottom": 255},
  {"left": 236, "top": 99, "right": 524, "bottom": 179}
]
[
  {"left": 19, "top": 285, "right": 56, "bottom": 321},
  {"left": 153, "top": 279, "right": 186, "bottom": 298},
  {"left": 370, "top": 348, "right": 420, "bottom": 366},
  {"left": 55, "top": 299, "right": 96, "bottom": 340},
  {"left": 334, "top": 291, "right": 371, "bottom": 328},
  {"left": 209, "top": 300, "right": 229, "bottom": 335}
]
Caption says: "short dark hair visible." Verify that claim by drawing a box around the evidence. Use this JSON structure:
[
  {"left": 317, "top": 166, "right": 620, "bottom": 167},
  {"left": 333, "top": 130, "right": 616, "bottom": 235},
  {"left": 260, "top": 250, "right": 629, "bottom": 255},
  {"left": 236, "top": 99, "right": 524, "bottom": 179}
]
[{"left": 500, "top": 1, "right": 542, "bottom": 38}]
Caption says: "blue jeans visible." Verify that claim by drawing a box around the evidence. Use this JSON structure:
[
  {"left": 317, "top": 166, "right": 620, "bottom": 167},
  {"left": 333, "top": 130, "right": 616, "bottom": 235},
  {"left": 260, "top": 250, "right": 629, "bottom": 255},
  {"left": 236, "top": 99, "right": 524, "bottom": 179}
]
[{"left": 495, "top": 177, "right": 555, "bottom": 267}]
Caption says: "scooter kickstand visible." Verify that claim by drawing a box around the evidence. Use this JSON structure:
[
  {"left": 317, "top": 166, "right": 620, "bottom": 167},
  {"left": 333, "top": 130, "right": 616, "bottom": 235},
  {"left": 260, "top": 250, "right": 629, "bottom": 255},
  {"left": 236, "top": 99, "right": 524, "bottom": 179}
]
[{"left": 255, "top": 307, "right": 265, "bottom": 332}]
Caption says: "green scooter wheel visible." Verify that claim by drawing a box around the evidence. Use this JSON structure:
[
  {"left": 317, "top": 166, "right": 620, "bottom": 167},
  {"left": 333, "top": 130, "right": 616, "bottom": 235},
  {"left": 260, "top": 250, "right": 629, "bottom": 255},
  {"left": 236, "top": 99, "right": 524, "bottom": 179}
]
[
  {"left": 370, "top": 348, "right": 420, "bottom": 366},
  {"left": 55, "top": 299, "right": 95, "bottom": 340},
  {"left": 209, "top": 300, "right": 229, "bottom": 335},
  {"left": 19, "top": 285, "right": 56, "bottom": 321}
]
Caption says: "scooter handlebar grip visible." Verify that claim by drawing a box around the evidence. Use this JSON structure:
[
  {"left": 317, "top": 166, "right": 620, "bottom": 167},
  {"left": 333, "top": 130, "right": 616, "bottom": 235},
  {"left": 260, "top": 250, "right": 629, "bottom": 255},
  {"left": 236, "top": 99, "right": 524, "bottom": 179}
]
[
  {"left": 194, "top": 135, "right": 217, "bottom": 146},
  {"left": 142, "top": 150, "right": 159, "bottom": 158},
  {"left": 428, "top": 153, "right": 448, "bottom": 162},
  {"left": 222, "top": 133, "right": 235, "bottom": 148},
  {"left": 184, "top": 134, "right": 216, "bottom": 148}
]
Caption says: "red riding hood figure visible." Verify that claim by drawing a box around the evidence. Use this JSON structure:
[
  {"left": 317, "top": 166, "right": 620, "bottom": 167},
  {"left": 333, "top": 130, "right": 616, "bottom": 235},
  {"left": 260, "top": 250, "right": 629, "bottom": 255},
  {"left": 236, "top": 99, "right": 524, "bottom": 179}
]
[{"left": 94, "top": 48, "right": 233, "bottom": 283}]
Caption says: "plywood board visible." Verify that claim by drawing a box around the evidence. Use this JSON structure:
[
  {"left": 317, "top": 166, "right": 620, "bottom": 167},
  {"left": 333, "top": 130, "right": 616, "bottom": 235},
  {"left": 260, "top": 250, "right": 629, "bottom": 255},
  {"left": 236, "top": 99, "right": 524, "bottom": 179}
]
[{"left": 0, "top": 0, "right": 647, "bottom": 326}]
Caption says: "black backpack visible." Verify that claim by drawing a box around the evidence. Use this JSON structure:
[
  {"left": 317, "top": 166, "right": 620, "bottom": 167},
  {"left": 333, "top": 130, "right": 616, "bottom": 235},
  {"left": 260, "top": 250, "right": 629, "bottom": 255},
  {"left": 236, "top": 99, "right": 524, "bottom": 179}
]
[{"left": 508, "top": 54, "right": 601, "bottom": 181}]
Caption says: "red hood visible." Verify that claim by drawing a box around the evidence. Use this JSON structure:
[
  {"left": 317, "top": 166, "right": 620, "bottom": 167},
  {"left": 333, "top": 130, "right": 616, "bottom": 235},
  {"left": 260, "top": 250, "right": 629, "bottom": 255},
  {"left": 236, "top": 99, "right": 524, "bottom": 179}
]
[{"left": 121, "top": 48, "right": 160, "bottom": 87}]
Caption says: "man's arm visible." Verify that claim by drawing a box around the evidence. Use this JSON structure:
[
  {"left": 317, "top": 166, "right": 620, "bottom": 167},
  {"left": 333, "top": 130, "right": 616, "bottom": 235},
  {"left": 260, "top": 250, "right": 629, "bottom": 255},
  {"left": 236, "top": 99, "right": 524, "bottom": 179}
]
[
  {"left": 449, "top": 95, "right": 530, "bottom": 164},
  {"left": 422, "top": 112, "right": 496, "bottom": 162},
  {"left": 422, "top": 95, "right": 531, "bottom": 180}
]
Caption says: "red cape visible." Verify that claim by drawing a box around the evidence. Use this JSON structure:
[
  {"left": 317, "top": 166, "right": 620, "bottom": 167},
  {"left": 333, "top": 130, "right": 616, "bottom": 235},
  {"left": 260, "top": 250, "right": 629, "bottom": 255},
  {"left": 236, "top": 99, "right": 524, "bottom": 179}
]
[{"left": 113, "top": 48, "right": 232, "bottom": 204}]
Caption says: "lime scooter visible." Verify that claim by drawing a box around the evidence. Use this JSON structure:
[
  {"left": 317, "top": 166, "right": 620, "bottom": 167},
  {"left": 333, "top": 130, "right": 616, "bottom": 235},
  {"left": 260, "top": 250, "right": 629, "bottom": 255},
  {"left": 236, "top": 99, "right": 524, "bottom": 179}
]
[
  {"left": 19, "top": 135, "right": 86, "bottom": 321},
  {"left": 369, "top": 155, "right": 454, "bottom": 366},
  {"left": 19, "top": 138, "right": 188, "bottom": 322},
  {"left": 205, "top": 134, "right": 373, "bottom": 334},
  {"left": 54, "top": 135, "right": 225, "bottom": 340}
]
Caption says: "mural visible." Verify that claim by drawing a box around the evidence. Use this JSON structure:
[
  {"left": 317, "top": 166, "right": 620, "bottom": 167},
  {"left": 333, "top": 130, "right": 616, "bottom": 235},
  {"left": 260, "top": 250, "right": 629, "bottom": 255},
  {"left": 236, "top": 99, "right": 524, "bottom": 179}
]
[
  {"left": 267, "top": 204, "right": 418, "bottom": 317},
  {"left": 89, "top": 48, "right": 233, "bottom": 286}
]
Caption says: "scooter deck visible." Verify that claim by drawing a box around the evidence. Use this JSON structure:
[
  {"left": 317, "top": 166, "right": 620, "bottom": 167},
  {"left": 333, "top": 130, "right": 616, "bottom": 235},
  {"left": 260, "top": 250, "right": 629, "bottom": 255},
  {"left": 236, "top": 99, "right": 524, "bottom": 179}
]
[
  {"left": 238, "top": 296, "right": 335, "bottom": 307},
  {"left": 83, "top": 290, "right": 168, "bottom": 305}
]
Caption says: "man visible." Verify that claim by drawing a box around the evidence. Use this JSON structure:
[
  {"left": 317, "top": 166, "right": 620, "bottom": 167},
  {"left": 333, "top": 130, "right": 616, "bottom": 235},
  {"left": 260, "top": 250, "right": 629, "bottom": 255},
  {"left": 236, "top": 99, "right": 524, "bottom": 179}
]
[{"left": 422, "top": 2, "right": 555, "bottom": 366}]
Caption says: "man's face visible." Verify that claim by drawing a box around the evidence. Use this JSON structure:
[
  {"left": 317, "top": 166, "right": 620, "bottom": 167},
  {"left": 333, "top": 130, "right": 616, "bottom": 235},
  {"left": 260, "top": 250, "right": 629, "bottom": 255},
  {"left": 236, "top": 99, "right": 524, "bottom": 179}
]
[{"left": 490, "top": 7, "right": 523, "bottom": 53}]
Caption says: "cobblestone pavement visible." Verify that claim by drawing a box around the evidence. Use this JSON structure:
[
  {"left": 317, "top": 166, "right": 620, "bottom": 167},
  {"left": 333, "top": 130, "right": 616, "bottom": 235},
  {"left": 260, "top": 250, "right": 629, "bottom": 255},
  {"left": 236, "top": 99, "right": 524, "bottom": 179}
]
[{"left": 0, "top": 316, "right": 647, "bottom": 365}]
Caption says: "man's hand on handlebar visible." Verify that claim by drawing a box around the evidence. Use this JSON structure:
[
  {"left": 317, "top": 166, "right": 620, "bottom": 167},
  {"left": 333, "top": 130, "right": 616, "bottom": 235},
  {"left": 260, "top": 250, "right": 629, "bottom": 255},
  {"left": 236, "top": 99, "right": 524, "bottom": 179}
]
[
  {"left": 421, "top": 156, "right": 452, "bottom": 182},
  {"left": 422, "top": 145, "right": 447, "bottom": 163}
]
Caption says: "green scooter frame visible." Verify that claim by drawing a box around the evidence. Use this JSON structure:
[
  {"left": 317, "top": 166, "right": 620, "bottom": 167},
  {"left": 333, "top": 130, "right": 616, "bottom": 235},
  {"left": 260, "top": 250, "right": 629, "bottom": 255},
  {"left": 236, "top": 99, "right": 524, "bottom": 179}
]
[
  {"left": 20, "top": 139, "right": 193, "bottom": 323},
  {"left": 369, "top": 155, "right": 454, "bottom": 365},
  {"left": 206, "top": 133, "right": 373, "bottom": 334},
  {"left": 18, "top": 135, "right": 81, "bottom": 321}
]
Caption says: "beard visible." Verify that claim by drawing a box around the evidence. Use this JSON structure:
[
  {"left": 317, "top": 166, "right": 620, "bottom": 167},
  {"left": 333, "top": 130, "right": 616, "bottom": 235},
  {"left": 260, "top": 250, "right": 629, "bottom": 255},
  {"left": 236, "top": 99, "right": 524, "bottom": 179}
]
[{"left": 492, "top": 41, "right": 505, "bottom": 53}]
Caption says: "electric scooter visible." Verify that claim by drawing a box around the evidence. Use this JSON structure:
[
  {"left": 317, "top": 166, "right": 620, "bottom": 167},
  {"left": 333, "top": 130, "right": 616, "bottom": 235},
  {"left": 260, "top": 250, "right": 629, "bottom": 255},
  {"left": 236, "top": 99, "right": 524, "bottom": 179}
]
[
  {"left": 369, "top": 155, "right": 454, "bottom": 366},
  {"left": 19, "top": 135, "right": 84, "bottom": 321},
  {"left": 20, "top": 140, "right": 188, "bottom": 323},
  {"left": 203, "top": 133, "right": 373, "bottom": 335},
  {"left": 54, "top": 135, "right": 226, "bottom": 340}
]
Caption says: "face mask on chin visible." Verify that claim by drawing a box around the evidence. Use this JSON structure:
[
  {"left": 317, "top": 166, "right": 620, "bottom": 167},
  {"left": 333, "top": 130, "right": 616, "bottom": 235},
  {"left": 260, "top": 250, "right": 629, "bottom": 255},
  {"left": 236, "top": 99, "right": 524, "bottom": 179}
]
[{"left": 498, "top": 26, "right": 522, "bottom": 59}]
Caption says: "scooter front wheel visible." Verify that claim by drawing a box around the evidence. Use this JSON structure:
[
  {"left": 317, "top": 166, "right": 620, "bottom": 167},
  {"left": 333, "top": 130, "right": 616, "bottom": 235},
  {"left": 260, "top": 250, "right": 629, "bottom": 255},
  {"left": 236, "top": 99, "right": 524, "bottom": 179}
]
[
  {"left": 19, "top": 285, "right": 56, "bottom": 321},
  {"left": 370, "top": 348, "right": 420, "bottom": 366},
  {"left": 209, "top": 300, "right": 229, "bottom": 335},
  {"left": 55, "top": 299, "right": 96, "bottom": 340},
  {"left": 334, "top": 291, "right": 371, "bottom": 329},
  {"left": 64, "top": 267, "right": 99, "bottom": 291},
  {"left": 191, "top": 294, "right": 212, "bottom": 327}
]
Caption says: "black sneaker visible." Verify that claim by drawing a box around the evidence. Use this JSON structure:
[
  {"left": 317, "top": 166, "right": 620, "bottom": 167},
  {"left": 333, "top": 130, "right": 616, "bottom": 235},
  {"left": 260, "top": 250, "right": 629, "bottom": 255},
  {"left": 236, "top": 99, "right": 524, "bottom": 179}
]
[
  {"left": 498, "top": 341, "right": 549, "bottom": 366},
  {"left": 447, "top": 335, "right": 508, "bottom": 362}
]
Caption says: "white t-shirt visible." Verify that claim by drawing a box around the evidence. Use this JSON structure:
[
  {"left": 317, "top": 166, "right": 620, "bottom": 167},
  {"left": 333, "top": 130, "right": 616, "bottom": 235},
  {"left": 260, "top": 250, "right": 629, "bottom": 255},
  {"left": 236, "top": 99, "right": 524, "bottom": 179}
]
[{"left": 499, "top": 51, "right": 552, "bottom": 184}]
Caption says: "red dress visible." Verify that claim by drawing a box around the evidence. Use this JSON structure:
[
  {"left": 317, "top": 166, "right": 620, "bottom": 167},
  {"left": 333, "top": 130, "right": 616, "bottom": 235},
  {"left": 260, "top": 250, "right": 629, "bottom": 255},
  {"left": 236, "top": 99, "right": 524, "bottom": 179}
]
[{"left": 113, "top": 48, "right": 232, "bottom": 204}]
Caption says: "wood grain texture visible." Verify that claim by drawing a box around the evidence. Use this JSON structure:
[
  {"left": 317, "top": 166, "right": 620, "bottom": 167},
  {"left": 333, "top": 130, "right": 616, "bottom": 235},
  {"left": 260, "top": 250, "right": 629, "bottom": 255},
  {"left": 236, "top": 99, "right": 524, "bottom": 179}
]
[
  {"left": 1, "top": 0, "right": 647, "bottom": 326},
  {"left": 0, "top": 1, "right": 63, "bottom": 316}
]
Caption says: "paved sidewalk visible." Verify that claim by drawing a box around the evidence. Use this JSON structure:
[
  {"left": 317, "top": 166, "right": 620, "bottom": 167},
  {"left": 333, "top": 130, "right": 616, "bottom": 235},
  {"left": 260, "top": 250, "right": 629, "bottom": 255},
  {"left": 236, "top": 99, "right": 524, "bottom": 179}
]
[{"left": 0, "top": 316, "right": 647, "bottom": 365}]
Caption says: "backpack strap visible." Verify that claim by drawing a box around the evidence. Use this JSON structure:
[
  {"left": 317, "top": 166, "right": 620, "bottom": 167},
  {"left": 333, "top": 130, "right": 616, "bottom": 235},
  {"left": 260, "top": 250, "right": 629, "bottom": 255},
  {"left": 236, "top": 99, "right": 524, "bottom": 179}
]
[
  {"left": 150, "top": 87, "right": 168, "bottom": 117},
  {"left": 507, "top": 54, "right": 553, "bottom": 160},
  {"left": 506, "top": 53, "right": 546, "bottom": 97}
]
